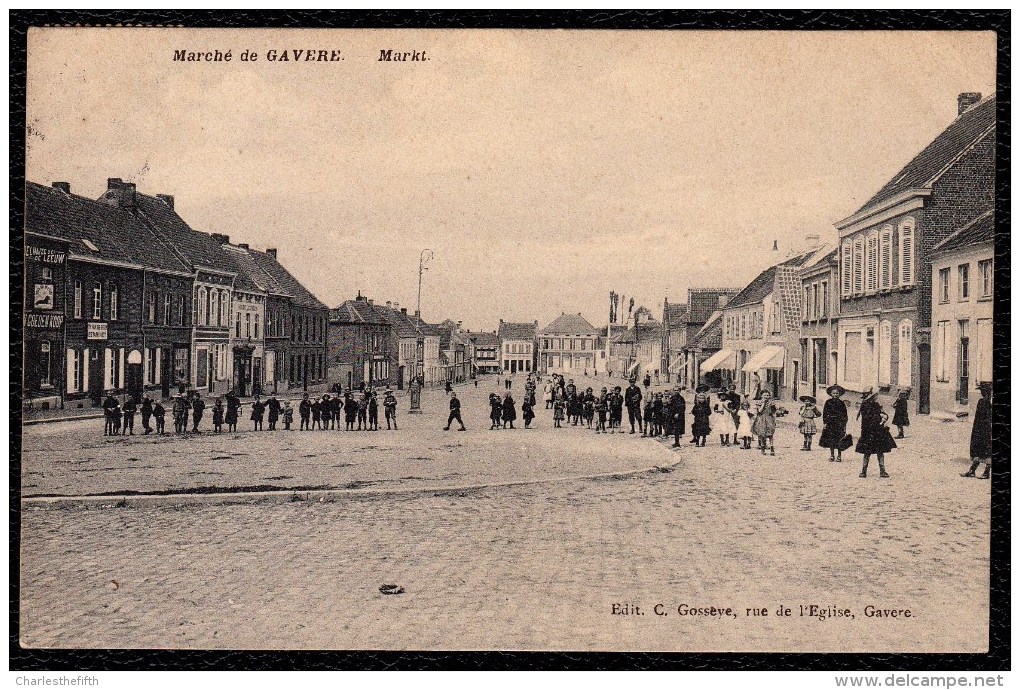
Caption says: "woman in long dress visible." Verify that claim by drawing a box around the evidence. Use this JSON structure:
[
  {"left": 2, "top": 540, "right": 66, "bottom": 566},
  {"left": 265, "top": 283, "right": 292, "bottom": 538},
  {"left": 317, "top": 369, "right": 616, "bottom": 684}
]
[
  {"left": 855, "top": 390, "right": 896, "bottom": 478},
  {"left": 502, "top": 392, "right": 517, "bottom": 429},
  {"left": 818, "top": 385, "right": 849, "bottom": 462},
  {"left": 961, "top": 381, "right": 992, "bottom": 479}
]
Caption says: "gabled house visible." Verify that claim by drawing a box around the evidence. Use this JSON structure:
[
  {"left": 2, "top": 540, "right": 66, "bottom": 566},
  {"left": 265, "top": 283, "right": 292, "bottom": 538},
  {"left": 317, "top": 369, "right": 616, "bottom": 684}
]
[
  {"left": 674, "top": 288, "right": 739, "bottom": 389},
  {"left": 498, "top": 320, "right": 538, "bottom": 375},
  {"left": 328, "top": 294, "right": 396, "bottom": 390},
  {"left": 538, "top": 313, "right": 598, "bottom": 375},
  {"left": 660, "top": 300, "right": 688, "bottom": 384},
  {"left": 466, "top": 331, "right": 501, "bottom": 375},
  {"left": 833, "top": 93, "right": 994, "bottom": 414}
]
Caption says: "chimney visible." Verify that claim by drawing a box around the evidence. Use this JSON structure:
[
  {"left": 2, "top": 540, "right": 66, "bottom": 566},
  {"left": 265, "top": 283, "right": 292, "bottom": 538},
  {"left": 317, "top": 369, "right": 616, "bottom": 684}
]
[
  {"left": 805, "top": 233, "right": 821, "bottom": 250},
  {"left": 102, "top": 178, "right": 137, "bottom": 208},
  {"left": 718, "top": 295, "right": 730, "bottom": 309},
  {"left": 211, "top": 233, "right": 230, "bottom": 244},
  {"left": 393, "top": 301, "right": 399, "bottom": 311},
  {"left": 266, "top": 248, "right": 277, "bottom": 259},
  {"left": 958, "top": 92, "right": 982, "bottom": 115},
  {"left": 401, "top": 308, "right": 407, "bottom": 315},
  {"left": 367, "top": 299, "right": 374, "bottom": 306},
  {"left": 51, "top": 181, "right": 70, "bottom": 194},
  {"left": 386, "top": 301, "right": 392, "bottom": 309},
  {"left": 237, "top": 243, "right": 249, "bottom": 250},
  {"left": 156, "top": 194, "right": 175, "bottom": 210},
  {"left": 456, "top": 320, "right": 462, "bottom": 330}
]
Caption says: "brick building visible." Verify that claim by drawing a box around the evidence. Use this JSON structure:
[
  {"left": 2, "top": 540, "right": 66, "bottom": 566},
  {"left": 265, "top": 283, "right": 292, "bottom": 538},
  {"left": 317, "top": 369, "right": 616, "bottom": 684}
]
[
  {"left": 466, "top": 331, "right": 500, "bottom": 375},
  {"left": 23, "top": 232, "right": 70, "bottom": 409},
  {"left": 328, "top": 295, "right": 397, "bottom": 390},
  {"left": 671, "top": 288, "right": 739, "bottom": 390},
  {"left": 833, "top": 93, "right": 994, "bottom": 414},
  {"left": 797, "top": 248, "right": 841, "bottom": 400}
]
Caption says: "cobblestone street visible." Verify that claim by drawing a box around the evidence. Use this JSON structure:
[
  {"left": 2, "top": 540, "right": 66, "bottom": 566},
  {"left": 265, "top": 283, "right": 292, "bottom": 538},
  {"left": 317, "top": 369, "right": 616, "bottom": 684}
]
[{"left": 20, "top": 377, "right": 990, "bottom": 652}]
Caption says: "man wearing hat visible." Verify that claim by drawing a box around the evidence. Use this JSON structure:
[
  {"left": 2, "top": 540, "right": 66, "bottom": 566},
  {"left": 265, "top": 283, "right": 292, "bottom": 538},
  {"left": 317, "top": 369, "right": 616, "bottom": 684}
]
[
  {"left": 818, "top": 385, "right": 849, "bottom": 462},
  {"left": 625, "top": 378, "right": 644, "bottom": 435},
  {"left": 961, "top": 382, "right": 992, "bottom": 479},
  {"left": 668, "top": 386, "right": 687, "bottom": 447},
  {"left": 444, "top": 391, "right": 466, "bottom": 431}
]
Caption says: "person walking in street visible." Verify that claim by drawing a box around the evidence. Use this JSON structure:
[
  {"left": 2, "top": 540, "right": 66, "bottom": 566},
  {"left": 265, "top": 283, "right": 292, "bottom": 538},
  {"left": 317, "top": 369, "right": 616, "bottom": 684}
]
[
  {"left": 191, "top": 392, "right": 205, "bottom": 433},
  {"left": 153, "top": 400, "right": 166, "bottom": 435},
  {"left": 368, "top": 391, "right": 380, "bottom": 431},
  {"left": 283, "top": 400, "right": 294, "bottom": 430},
  {"left": 797, "top": 395, "right": 820, "bottom": 451},
  {"left": 668, "top": 386, "right": 687, "bottom": 448},
  {"left": 691, "top": 385, "right": 712, "bottom": 447},
  {"left": 712, "top": 392, "right": 736, "bottom": 446},
  {"left": 384, "top": 390, "right": 398, "bottom": 430},
  {"left": 892, "top": 389, "right": 910, "bottom": 439},
  {"left": 736, "top": 401, "right": 753, "bottom": 449},
  {"left": 502, "top": 391, "right": 517, "bottom": 429},
  {"left": 250, "top": 395, "right": 266, "bottom": 431},
  {"left": 961, "top": 381, "right": 993, "bottom": 479},
  {"left": 212, "top": 397, "right": 225, "bottom": 433},
  {"left": 102, "top": 392, "right": 120, "bottom": 436},
  {"left": 444, "top": 391, "right": 466, "bottom": 431},
  {"left": 818, "top": 385, "right": 849, "bottom": 462},
  {"left": 751, "top": 390, "right": 777, "bottom": 456},
  {"left": 625, "top": 378, "right": 644, "bottom": 435},
  {"left": 225, "top": 392, "right": 240, "bottom": 433},
  {"left": 140, "top": 395, "right": 154, "bottom": 435},
  {"left": 855, "top": 389, "right": 895, "bottom": 478},
  {"left": 122, "top": 395, "right": 137, "bottom": 435},
  {"left": 522, "top": 395, "right": 535, "bottom": 429},
  {"left": 267, "top": 394, "right": 282, "bottom": 431}
]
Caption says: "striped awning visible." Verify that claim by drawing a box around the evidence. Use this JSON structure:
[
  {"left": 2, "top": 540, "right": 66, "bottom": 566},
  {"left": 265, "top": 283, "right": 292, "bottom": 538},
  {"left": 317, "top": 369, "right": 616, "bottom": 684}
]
[
  {"left": 742, "top": 345, "right": 786, "bottom": 372},
  {"left": 699, "top": 349, "right": 735, "bottom": 374}
]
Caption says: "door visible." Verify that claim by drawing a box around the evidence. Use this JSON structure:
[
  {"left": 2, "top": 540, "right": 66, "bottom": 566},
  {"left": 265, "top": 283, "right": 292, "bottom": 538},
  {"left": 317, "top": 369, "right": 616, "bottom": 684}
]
[
  {"left": 398, "top": 365, "right": 405, "bottom": 390},
  {"left": 957, "top": 322, "right": 970, "bottom": 405},
  {"left": 161, "top": 349, "right": 173, "bottom": 398},
  {"left": 814, "top": 339, "right": 828, "bottom": 399},
  {"left": 88, "top": 349, "right": 103, "bottom": 405},
  {"left": 252, "top": 357, "right": 262, "bottom": 396},
  {"left": 917, "top": 344, "right": 931, "bottom": 415},
  {"left": 791, "top": 361, "right": 799, "bottom": 401},
  {"left": 125, "top": 363, "right": 143, "bottom": 403}
]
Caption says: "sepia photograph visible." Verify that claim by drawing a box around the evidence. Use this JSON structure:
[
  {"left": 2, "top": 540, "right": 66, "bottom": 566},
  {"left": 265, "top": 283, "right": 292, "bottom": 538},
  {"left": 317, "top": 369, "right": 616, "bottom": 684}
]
[{"left": 13, "top": 18, "right": 1005, "bottom": 666}]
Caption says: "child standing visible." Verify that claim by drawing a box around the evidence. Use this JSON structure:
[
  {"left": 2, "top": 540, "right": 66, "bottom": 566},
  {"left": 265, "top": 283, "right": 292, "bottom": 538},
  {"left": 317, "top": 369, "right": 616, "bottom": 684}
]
[
  {"left": 522, "top": 397, "right": 535, "bottom": 429},
  {"left": 642, "top": 394, "right": 654, "bottom": 437},
  {"left": 212, "top": 398, "right": 224, "bottom": 433},
  {"left": 299, "top": 394, "right": 311, "bottom": 430},
  {"left": 283, "top": 400, "right": 294, "bottom": 430},
  {"left": 311, "top": 397, "right": 322, "bottom": 430},
  {"left": 153, "top": 400, "right": 166, "bottom": 435},
  {"left": 552, "top": 395, "right": 565, "bottom": 428},
  {"left": 798, "top": 395, "right": 820, "bottom": 450},
  {"left": 736, "top": 402, "right": 753, "bottom": 449},
  {"left": 368, "top": 392, "right": 380, "bottom": 431},
  {"left": 712, "top": 393, "right": 736, "bottom": 446},
  {"left": 892, "top": 389, "right": 910, "bottom": 439},
  {"left": 250, "top": 396, "right": 265, "bottom": 431},
  {"left": 691, "top": 387, "right": 712, "bottom": 447},
  {"left": 752, "top": 391, "right": 777, "bottom": 456},
  {"left": 384, "top": 390, "right": 398, "bottom": 430}
]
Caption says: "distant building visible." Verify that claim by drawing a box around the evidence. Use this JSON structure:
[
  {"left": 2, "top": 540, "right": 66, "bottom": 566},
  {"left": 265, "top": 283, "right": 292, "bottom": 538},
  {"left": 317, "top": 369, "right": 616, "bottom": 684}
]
[
  {"left": 660, "top": 300, "right": 688, "bottom": 384},
  {"left": 538, "top": 313, "right": 598, "bottom": 375},
  {"left": 672, "top": 288, "right": 739, "bottom": 390},
  {"left": 466, "top": 331, "right": 500, "bottom": 375},
  {"left": 929, "top": 209, "right": 994, "bottom": 416},
  {"left": 605, "top": 308, "right": 661, "bottom": 381},
  {"left": 797, "top": 248, "right": 840, "bottom": 400},
  {"left": 328, "top": 294, "right": 397, "bottom": 390},
  {"left": 497, "top": 320, "right": 538, "bottom": 375}
]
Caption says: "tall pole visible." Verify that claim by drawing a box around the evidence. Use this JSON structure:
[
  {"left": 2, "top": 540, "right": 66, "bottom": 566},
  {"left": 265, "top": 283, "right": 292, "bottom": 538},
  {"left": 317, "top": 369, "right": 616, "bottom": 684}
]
[{"left": 409, "top": 249, "right": 433, "bottom": 414}]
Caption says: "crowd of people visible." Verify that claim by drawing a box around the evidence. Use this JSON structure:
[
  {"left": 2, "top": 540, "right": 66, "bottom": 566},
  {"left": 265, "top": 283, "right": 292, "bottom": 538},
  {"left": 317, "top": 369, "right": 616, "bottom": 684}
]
[{"left": 99, "top": 387, "right": 401, "bottom": 437}]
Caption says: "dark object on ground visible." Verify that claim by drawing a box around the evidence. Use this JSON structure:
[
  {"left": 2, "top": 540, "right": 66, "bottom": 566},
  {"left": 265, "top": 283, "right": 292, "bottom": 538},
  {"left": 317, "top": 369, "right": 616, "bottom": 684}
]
[{"left": 379, "top": 584, "right": 405, "bottom": 595}]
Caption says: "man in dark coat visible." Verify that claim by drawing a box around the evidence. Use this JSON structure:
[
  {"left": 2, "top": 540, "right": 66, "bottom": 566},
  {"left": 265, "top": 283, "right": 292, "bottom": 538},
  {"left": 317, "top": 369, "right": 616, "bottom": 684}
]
[
  {"left": 625, "top": 379, "right": 644, "bottom": 434},
  {"left": 102, "top": 393, "right": 120, "bottom": 436},
  {"left": 962, "top": 382, "right": 993, "bottom": 479},
  {"left": 140, "top": 395, "right": 154, "bottom": 434},
  {"left": 122, "top": 395, "right": 137, "bottom": 435},
  {"left": 191, "top": 393, "right": 205, "bottom": 432},
  {"left": 444, "top": 391, "right": 466, "bottom": 431},
  {"left": 267, "top": 395, "right": 282, "bottom": 431},
  {"left": 668, "top": 387, "right": 687, "bottom": 447},
  {"left": 502, "top": 392, "right": 517, "bottom": 429}
]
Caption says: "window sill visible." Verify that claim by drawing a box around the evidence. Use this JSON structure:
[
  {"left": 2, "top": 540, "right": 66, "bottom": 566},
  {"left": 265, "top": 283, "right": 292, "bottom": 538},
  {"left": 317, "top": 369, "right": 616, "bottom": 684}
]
[{"left": 977, "top": 295, "right": 993, "bottom": 303}]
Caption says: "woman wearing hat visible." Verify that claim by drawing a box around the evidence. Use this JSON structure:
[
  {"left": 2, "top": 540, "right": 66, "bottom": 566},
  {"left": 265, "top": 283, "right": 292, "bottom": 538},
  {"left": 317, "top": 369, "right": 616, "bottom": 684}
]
[
  {"left": 892, "top": 389, "right": 910, "bottom": 439},
  {"left": 797, "top": 395, "right": 821, "bottom": 451},
  {"left": 818, "top": 385, "right": 849, "bottom": 462},
  {"left": 751, "top": 390, "right": 777, "bottom": 456},
  {"left": 855, "top": 389, "right": 895, "bottom": 478},
  {"left": 961, "top": 382, "right": 993, "bottom": 479}
]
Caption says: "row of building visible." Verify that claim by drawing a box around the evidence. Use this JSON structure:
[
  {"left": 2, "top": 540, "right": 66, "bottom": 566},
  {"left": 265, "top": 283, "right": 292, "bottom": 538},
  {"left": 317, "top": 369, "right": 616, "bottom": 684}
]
[{"left": 658, "top": 92, "right": 995, "bottom": 417}]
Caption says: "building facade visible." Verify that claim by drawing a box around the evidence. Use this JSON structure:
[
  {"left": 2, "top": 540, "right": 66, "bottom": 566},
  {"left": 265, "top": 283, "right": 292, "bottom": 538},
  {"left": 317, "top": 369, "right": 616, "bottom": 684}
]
[
  {"left": 498, "top": 320, "right": 538, "bottom": 375},
  {"left": 675, "top": 288, "right": 739, "bottom": 390},
  {"left": 328, "top": 295, "right": 397, "bottom": 390},
  {"left": 538, "top": 313, "right": 598, "bottom": 375},
  {"left": 466, "top": 331, "right": 500, "bottom": 375},
  {"left": 929, "top": 210, "right": 994, "bottom": 416},
  {"left": 797, "top": 249, "right": 841, "bottom": 400},
  {"left": 834, "top": 93, "right": 994, "bottom": 414}
]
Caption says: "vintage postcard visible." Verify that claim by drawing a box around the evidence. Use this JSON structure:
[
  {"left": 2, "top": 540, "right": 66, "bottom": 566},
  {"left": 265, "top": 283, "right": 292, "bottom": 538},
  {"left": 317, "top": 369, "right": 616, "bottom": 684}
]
[{"left": 18, "top": 26, "right": 1000, "bottom": 656}]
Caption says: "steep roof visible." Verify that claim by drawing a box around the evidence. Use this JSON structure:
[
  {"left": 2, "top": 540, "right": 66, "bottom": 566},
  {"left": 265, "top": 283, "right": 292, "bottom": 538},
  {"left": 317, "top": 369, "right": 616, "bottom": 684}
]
[
  {"left": 331, "top": 298, "right": 391, "bottom": 325},
  {"left": 467, "top": 331, "right": 500, "bottom": 348},
  {"left": 855, "top": 96, "right": 996, "bottom": 215},
  {"left": 131, "top": 192, "right": 238, "bottom": 274},
  {"left": 375, "top": 308, "right": 423, "bottom": 338},
  {"left": 933, "top": 209, "right": 995, "bottom": 254},
  {"left": 25, "top": 182, "right": 191, "bottom": 274},
  {"left": 727, "top": 266, "right": 778, "bottom": 309},
  {"left": 688, "top": 288, "right": 740, "bottom": 324},
  {"left": 498, "top": 321, "right": 538, "bottom": 340},
  {"left": 691, "top": 311, "right": 723, "bottom": 350},
  {"left": 539, "top": 313, "right": 597, "bottom": 335},
  {"left": 249, "top": 249, "right": 327, "bottom": 309},
  {"left": 662, "top": 302, "right": 688, "bottom": 329},
  {"left": 219, "top": 245, "right": 263, "bottom": 293}
]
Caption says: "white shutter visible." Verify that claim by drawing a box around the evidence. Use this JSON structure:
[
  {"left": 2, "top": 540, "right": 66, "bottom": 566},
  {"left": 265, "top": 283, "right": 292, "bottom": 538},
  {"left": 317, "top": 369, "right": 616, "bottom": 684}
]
[
  {"left": 900, "top": 220, "right": 915, "bottom": 286},
  {"left": 104, "top": 347, "right": 113, "bottom": 391},
  {"left": 82, "top": 348, "right": 89, "bottom": 392},
  {"left": 878, "top": 321, "right": 892, "bottom": 385},
  {"left": 841, "top": 241, "right": 852, "bottom": 297},
  {"left": 898, "top": 320, "right": 913, "bottom": 386},
  {"left": 977, "top": 319, "right": 993, "bottom": 382},
  {"left": 66, "top": 349, "right": 76, "bottom": 393},
  {"left": 880, "top": 227, "right": 892, "bottom": 289},
  {"left": 866, "top": 233, "right": 878, "bottom": 293},
  {"left": 119, "top": 348, "right": 126, "bottom": 389},
  {"left": 853, "top": 239, "right": 864, "bottom": 294}
]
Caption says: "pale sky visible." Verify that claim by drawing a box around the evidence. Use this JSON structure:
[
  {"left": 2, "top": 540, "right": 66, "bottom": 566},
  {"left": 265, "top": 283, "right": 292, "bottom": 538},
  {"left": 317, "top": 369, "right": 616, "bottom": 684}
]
[{"left": 26, "top": 29, "right": 996, "bottom": 332}]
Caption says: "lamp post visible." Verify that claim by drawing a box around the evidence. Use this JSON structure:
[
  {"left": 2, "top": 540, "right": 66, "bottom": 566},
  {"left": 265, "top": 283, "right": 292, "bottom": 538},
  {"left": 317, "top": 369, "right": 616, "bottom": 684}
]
[{"left": 409, "top": 249, "right": 434, "bottom": 414}]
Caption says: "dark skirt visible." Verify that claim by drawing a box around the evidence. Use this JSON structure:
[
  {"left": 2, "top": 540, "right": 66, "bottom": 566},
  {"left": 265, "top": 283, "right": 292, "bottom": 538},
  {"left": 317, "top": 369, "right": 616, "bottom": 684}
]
[
  {"left": 692, "top": 413, "right": 711, "bottom": 436},
  {"left": 856, "top": 425, "right": 897, "bottom": 455},
  {"left": 892, "top": 408, "right": 910, "bottom": 427},
  {"left": 818, "top": 423, "right": 847, "bottom": 449}
]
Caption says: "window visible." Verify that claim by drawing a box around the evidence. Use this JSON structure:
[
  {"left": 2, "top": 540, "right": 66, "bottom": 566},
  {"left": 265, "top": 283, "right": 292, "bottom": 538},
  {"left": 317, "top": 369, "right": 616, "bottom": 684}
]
[
  {"left": 163, "top": 294, "right": 171, "bottom": 325},
  {"left": 897, "top": 320, "right": 913, "bottom": 386},
  {"left": 958, "top": 264, "right": 970, "bottom": 301},
  {"left": 935, "top": 321, "right": 950, "bottom": 382},
  {"left": 844, "top": 332, "right": 861, "bottom": 383},
  {"left": 878, "top": 321, "right": 892, "bottom": 386},
  {"left": 148, "top": 291, "right": 157, "bottom": 323},
  {"left": 177, "top": 294, "right": 186, "bottom": 326},
  {"left": 211, "top": 289, "right": 219, "bottom": 326},
  {"left": 206, "top": 289, "right": 213, "bottom": 326},
  {"left": 820, "top": 281, "right": 828, "bottom": 318},
  {"left": 938, "top": 268, "right": 951, "bottom": 303},
  {"left": 899, "top": 218, "right": 915, "bottom": 286},
  {"left": 66, "top": 348, "right": 84, "bottom": 393},
  {"left": 841, "top": 240, "right": 852, "bottom": 297},
  {"left": 220, "top": 291, "right": 229, "bottom": 326},
  {"left": 958, "top": 320, "right": 970, "bottom": 404},
  {"left": 852, "top": 238, "right": 864, "bottom": 294},
  {"left": 254, "top": 314, "right": 260, "bottom": 340},
  {"left": 978, "top": 259, "right": 993, "bottom": 298},
  {"left": 880, "top": 226, "right": 893, "bottom": 289},
  {"left": 197, "top": 287, "right": 208, "bottom": 325},
  {"left": 74, "top": 281, "right": 82, "bottom": 319},
  {"left": 580, "top": 339, "right": 587, "bottom": 351},
  {"left": 109, "top": 283, "right": 118, "bottom": 321},
  {"left": 803, "top": 287, "right": 810, "bottom": 320},
  {"left": 39, "top": 340, "right": 52, "bottom": 387},
  {"left": 800, "top": 340, "right": 809, "bottom": 382},
  {"left": 245, "top": 313, "right": 252, "bottom": 338},
  {"left": 866, "top": 231, "right": 879, "bottom": 293},
  {"left": 92, "top": 282, "right": 102, "bottom": 320}
]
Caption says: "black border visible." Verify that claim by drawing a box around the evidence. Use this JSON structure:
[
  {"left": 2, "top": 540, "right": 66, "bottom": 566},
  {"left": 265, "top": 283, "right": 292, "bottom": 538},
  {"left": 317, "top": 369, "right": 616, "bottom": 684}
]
[{"left": 9, "top": 9, "right": 1010, "bottom": 672}]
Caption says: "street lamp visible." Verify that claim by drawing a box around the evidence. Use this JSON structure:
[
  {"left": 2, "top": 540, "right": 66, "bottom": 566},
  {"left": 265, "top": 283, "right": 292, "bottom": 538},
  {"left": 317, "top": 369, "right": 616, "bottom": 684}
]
[{"left": 409, "top": 248, "right": 434, "bottom": 414}]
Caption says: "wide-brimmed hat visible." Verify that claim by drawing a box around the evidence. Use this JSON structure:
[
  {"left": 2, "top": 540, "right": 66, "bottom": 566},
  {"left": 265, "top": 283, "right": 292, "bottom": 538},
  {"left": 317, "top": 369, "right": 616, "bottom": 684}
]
[
  {"left": 977, "top": 381, "right": 993, "bottom": 392},
  {"left": 695, "top": 384, "right": 710, "bottom": 393},
  {"left": 799, "top": 395, "right": 817, "bottom": 404},
  {"left": 826, "top": 384, "right": 846, "bottom": 397},
  {"left": 861, "top": 388, "right": 878, "bottom": 402}
]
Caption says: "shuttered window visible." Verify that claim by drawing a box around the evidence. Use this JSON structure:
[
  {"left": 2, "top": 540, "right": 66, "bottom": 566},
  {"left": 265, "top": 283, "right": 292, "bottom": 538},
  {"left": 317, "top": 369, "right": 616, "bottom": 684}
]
[
  {"left": 852, "top": 238, "right": 864, "bottom": 294},
  {"left": 897, "top": 320, "right": 913, "bottom": 386},
  {"left": 841, "top": 241, "right": 852, "bottom": 297},
  {"left": 899, "top": 219, "right": 915, "bottom": 286},
  {"left": 866, "top": 232, "right": 879, "bottom": 293},
  {"left": 880, "top": 226, "right": 893, "bottom": 289}
]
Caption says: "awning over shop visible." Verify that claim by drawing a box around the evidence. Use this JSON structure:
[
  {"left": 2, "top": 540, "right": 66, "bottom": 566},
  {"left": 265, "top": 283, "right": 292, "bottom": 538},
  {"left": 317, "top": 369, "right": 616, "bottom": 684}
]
[
  {"left": 628, "top": 361, "right": 640, "bottom": 375},
  {"left": 699, "top": 349, "right": 735, "bottom": 374},
  {"left": 742, "top": 345, "right": 786, "bottom": 372}
]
